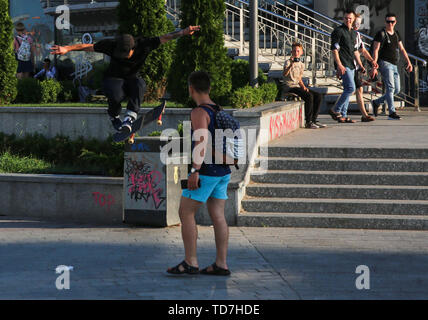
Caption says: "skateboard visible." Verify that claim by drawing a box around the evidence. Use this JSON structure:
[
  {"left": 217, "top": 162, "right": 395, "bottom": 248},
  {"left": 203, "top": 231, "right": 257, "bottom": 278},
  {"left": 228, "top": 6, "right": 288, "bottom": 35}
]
[{"left": 113, "top": 99, "right": 167, "bottom": 144}]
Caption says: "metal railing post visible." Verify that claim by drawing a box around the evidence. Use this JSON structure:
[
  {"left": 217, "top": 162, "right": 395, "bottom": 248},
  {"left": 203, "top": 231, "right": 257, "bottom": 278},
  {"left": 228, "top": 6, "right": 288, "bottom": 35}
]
[
  {"left": 250, "top": 0, "right": 258, "bottom": 87},
  {"left": 295, "top": 5, "right": 299, "bottom": 41},
  {"left": 312, "top": 36, "right": 316, "bottom": 86},
  {"left": 414, "top": 64, "right": 421, "bottom": 112},
  {"left": 240, "top": 3, "right": 244, "bottom": 54}
]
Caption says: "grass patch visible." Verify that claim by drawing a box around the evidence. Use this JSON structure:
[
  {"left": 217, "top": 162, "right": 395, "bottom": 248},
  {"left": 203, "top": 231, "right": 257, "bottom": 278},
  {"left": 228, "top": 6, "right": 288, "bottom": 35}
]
[
  {"left": 0, "top": 133, "right": 124, "bottom": 177},
  {"left": 0, "top": 151, "right": 51, "bottom": 174},
  {"left": 0, "top": 151, "right": 113, "bottom": 175}
]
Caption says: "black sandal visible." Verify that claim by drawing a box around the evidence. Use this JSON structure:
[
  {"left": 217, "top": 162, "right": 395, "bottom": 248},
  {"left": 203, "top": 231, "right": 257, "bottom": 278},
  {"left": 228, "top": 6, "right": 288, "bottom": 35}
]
[
  {"left": 167, "top": 260, "right": 199, "bottom": 275},
  {"left": 328, "top": 109, "right": 341, "bottom": 121},
  {"left": 200, "top": 263, "right": 231, "bottom": 276}
]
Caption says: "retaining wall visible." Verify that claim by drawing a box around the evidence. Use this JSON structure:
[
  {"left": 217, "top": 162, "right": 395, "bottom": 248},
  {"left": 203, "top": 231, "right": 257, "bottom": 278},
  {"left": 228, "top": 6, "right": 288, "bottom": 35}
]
[{"left": 0, "top": 101, "right": 304, "bottom": 225}]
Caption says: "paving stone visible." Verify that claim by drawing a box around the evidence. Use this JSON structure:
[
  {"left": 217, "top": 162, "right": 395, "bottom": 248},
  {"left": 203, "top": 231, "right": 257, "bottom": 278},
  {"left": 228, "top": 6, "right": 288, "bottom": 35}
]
[{"left": 1, "top": 219, "right": 428, "bottom": 299}]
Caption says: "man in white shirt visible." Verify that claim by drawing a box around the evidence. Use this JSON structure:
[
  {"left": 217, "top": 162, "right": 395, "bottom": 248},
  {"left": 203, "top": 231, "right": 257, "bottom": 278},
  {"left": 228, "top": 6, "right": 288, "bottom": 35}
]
[
  {"left": 353, "top": 14, "right": 378, "bottom": 122},
  {"left": 281, "top": 42, "right": 326, "bottom": 129},
  {"left": 34, "top": 58, "right": 57, "bottom": 80}
]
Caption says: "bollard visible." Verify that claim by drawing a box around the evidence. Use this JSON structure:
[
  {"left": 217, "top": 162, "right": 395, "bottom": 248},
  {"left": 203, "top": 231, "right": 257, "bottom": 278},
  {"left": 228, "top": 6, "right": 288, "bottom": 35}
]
[{"left": 123, "top": 137, "right": 187, "bottom": 227}]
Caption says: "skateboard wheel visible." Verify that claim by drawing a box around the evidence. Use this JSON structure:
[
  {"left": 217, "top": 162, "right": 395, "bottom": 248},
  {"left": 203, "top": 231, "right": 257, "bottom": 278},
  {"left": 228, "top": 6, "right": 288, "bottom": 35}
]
[
  {"left": 128, "top": 134, "right": 135, "bottom": 144},
  {"left": 157, "top": 120, "right": 162, "bottom": 126}
]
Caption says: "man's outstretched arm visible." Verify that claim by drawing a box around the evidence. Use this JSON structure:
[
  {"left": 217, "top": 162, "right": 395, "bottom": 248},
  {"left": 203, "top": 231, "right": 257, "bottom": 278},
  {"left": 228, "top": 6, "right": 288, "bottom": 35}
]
[
  {"left": 159, "top": 25, "right": 201, "bottom": 44},
  {"left": 50, "top": 44, "right": 94, "bottom": 55}
]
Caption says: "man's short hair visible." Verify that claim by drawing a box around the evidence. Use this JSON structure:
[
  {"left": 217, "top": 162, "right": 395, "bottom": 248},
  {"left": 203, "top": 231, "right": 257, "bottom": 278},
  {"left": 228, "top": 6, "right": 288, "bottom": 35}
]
[
  {"left": 292, "top": 42, "right": 303, "bottom": 50},
  {"left": 344, "top": 9, "right": 356, "bottom": 17},
  {"left": 385, "top": 13, "right": 397, "bottom": 20},
  {"left": 44, "top": 58, "right": 51, "bottom": 64},
  {"left": 188, "top": 71, "right": 211, "bottom": 94}
]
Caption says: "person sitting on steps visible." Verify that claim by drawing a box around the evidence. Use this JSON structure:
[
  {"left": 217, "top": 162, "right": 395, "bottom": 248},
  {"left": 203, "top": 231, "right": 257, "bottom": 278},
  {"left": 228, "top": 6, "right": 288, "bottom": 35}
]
[{"left": 281, "top": 42, "right": 326, "bottom": 129}]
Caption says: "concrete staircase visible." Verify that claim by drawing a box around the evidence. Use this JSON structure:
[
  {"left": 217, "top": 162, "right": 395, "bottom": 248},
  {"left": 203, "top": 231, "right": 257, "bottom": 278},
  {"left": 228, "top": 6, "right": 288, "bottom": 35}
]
[{"left": 238, "top": 146, "right": 428, "bottom": 230}]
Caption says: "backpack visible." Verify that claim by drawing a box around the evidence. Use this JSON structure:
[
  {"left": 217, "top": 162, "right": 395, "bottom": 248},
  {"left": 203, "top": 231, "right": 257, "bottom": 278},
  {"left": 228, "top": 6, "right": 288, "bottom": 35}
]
[
  {"left": 200, "top": 104, "right": 245, "bottom": 170},
  {"left": 16, "top": 35, "right": 31, "bottom": 62}
]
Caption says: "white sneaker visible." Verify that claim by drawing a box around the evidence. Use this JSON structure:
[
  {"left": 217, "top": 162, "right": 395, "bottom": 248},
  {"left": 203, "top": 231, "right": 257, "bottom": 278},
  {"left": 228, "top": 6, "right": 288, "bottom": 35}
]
[
  {"left": 305, "top": 122, "right": 319, "bottom": 129},
  {"left": 121, "top": 117, "right": 134, "bottom": 133},
  {"left": 314, "top": 121, "right": 327, "bottom": 128}
]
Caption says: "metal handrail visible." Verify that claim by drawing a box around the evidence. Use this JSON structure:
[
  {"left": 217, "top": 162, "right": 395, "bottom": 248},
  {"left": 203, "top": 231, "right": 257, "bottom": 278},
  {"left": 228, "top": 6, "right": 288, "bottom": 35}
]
[
  {"left": 284, "top": 0, "right": 427, "bottom": 66},
  {"left": 166, "top": 0, "right": 424, "bottom": 109}
]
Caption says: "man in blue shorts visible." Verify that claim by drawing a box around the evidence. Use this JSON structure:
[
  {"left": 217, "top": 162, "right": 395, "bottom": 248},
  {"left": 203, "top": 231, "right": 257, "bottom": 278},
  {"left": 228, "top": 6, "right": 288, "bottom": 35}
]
[{"left": 167, "top": 71, "right": 232, "bottom": 276}]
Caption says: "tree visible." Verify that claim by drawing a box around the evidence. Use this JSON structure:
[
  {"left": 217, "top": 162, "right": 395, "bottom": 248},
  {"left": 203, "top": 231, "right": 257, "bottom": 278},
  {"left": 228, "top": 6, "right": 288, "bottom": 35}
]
[
  {"left": 168, "top": 0, "right": 232, "bottom": 105},
  {"left": 0, "top": 0, "right": 18, "bottom": 104},
  {"left": 117, "top": 0, "right": 175, "bottom": 102}
]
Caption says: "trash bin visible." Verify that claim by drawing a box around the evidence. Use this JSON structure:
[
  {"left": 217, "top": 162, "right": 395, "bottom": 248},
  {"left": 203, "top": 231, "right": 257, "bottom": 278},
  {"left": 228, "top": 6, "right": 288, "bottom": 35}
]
[{"left": 123, "top": 137, "right": 187, "bottom": 227}]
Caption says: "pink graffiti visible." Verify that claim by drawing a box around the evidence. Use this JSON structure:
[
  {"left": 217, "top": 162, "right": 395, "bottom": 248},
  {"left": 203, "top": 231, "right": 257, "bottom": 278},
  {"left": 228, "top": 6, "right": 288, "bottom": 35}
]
[
  {"left": 269, "top": 108, "right": 301, "bottom": 141},
  {"left": 92, "top": 192, "right": 115, "bottom": 211},
  {"left": 128, "top": 170, "right": 165, "bottom": 209}
]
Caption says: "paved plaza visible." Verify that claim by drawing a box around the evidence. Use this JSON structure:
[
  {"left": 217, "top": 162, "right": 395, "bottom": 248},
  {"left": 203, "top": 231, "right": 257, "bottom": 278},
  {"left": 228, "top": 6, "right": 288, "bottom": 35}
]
[{"left": 1, "top": 217, "right": 428, "bottom": 300}]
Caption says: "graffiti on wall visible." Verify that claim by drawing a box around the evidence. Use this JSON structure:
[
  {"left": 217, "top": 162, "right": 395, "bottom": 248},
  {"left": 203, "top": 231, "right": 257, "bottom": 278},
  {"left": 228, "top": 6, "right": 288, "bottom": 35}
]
[
  {"left": 333, "top": 0, "right": 393, "bottom": 34},
  {"left": 268, "top": 107, "right": 303, "bottom": 141},
  {"left": 415, "top": 0, "right": 428, "bottom": 57},
  {"left": 124, "top": 157, "right": 166, "bottom": 210}
]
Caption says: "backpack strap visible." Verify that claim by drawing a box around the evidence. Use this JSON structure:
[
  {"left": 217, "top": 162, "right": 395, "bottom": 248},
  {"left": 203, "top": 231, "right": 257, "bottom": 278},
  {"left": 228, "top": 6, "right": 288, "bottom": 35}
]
[
  {"left": 197, "top": 104, "right": 220, "bottom": 113},
  {"left": 15, "top": 36, "right": 22, "bottom": 46}
]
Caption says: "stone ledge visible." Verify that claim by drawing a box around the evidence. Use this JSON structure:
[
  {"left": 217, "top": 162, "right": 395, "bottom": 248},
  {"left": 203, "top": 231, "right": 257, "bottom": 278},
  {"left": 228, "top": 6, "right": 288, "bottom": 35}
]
[{"left": 0, "top": 173, "right": 122, "bottom": 185}]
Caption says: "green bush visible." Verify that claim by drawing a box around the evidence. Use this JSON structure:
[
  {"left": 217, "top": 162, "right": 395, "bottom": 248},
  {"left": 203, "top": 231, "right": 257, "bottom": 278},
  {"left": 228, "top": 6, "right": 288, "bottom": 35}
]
[
  {"left": 0, "top": 0, "right": 18, "bottom": 104},
  {"left": 230, "top": 86, "right": 254, "bottom": 109},
  {"left": 148, "top": 131, "right": 162, "bottom": 137},
  {"left": 58, "top": 80, "right": 79, "bottom": 102},
  {"left": 117, "top": 0, "right": 175, "bottom": 102},
  {"left": 231, "top": 82, "right": 278, "bottom": 109},
  {"left": 15, "top": 78, "right": 42, "bottom": 103},
  {"left": 231, "top": 59, "right": 267, "bottom": 91},
  {"left": 168, "top": 0, "right": 232, "bottom": 105},
  {"left": 15, "top": 79, "right": 67, "bottom": 103},
  {"left": 0, "top": 133, "right": 124, "bottom": 176},
  {"left": 260, "top": 82, "right": 278, "bottom": 103},
  {"left": 40, "top": 79, "right": 62, "bottom": 103}
]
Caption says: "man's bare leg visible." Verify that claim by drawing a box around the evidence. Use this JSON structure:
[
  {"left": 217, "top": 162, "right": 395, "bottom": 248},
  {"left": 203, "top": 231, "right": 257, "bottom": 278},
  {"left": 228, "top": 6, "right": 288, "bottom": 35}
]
[
  {"left": 356, "top": 87, "right": 370, "bottom": 118},
  {"left": 178, "top": 196, "right": 202, "bottom": 269},
  {"left": 206, "top": 197, "right": 229, "bottom": 270}
]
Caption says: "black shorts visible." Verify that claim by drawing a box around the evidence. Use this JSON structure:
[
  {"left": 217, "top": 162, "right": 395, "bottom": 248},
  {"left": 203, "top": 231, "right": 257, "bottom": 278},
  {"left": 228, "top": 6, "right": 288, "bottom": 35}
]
[
  {"left": 17, "top": 59, "right": 33, "bottom": 73},
  {"left": 354, "top": 69, "right": 363, "bottom": 89}
]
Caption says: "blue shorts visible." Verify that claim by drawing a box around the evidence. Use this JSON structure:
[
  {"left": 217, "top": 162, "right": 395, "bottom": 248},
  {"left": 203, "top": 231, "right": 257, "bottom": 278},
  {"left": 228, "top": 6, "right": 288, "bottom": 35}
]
[{"left": 182, "top": 174, "right": 231, "bottom": 203}]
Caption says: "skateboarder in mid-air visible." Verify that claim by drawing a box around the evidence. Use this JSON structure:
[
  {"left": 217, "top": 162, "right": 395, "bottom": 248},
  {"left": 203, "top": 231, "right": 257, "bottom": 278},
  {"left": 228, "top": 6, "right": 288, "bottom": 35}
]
[{"left": 50, "top": 26, "right": 201, "bottom": 134}]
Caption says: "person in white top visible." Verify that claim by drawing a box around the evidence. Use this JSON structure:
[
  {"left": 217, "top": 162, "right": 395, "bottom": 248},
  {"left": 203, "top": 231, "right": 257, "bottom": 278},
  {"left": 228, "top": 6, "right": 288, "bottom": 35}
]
[
  {"left": 13, "top": 22, "right": 35, "bottom": 79},
  {"left": 353, "top": 14, "right": 379, "bottom": 122},
  {"left": 281, "top": 42, "right": 326, "bottom": 129}
]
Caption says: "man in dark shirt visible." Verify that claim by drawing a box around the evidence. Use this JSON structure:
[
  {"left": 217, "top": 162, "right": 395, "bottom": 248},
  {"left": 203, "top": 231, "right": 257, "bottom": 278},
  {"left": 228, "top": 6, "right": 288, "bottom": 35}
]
[
  {"left": 371, "top": 13, "right": 413, "bottom": 120},
  {"left": 330, "top": 10, "right": 365, "bottom": 123},
  {"left": 50, "top": 26, "right": 200, "bottom": 132}
]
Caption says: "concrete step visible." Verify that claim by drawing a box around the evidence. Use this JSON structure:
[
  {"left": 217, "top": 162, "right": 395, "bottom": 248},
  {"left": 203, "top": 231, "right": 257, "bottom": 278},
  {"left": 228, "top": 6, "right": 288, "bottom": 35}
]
[
  {"left": 241, "top": 197, "right": 428, "bottom": 215},
  {"left": 237, "top": 212, "right": 428, "bottom": 230},
  {"left": 245, "top": 183, "right": 428, "bottom": 200},
  {"left": 255, "top": 157, "right": 428, "bottom": 172},
  {"left": 263, "top": 147, "right": 428, "bottom": 159},
  {"left": 250, "top": 170, "right": 428, "bottom": 186}
]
